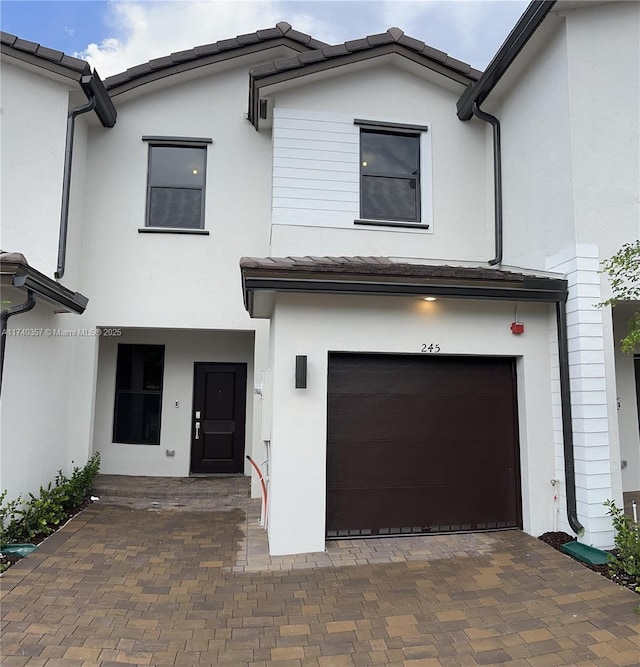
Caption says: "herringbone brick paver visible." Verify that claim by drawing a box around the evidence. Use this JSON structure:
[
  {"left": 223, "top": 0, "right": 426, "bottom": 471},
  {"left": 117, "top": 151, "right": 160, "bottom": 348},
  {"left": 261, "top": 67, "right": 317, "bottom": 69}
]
[{"left": 1, "top": 477, "right": 638, "bottom": 666}]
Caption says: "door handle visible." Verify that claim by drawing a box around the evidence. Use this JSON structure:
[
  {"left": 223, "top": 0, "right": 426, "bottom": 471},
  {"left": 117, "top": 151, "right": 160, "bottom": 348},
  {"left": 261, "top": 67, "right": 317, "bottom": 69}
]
[{"left": 195, "top": 421, "right": 200, "bottom": 440}]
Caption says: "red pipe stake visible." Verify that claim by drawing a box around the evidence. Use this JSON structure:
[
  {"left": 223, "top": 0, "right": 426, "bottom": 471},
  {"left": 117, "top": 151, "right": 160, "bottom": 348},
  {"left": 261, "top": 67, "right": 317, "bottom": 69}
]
[{"left": 246, "top": 455, "right": 268, "bottom": 522}]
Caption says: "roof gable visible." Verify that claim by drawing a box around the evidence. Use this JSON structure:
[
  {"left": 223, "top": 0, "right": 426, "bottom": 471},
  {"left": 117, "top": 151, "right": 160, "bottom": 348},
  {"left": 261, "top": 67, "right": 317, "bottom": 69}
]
[
  {"left": 248, "top": 27, "right": 481, "bottom": 127},
  {"left": 105, "top": 22, "right": 328, "bottom": 96}
]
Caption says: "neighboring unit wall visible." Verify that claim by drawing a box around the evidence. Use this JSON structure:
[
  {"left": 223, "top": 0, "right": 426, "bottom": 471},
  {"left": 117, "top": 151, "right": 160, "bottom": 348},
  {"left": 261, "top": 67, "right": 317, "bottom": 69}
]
[
  {"left": 496, "top": 18, "right": 576, "bottom": 269},
  {"left": 93, "top": 328, "right": 256, "bottom": 476},
  {"left": 564, "top": 1, "right": 640, "bottom": 260},
  {"left": 269, "top": 65, "right": 489, "bottom": 261},
  {"left": 496, "top": 2, "right": 639, "bottom": 545},
  {"left": 0, "top": 305, "right": 83, "bottom": 501},
  {"left": 613, "top": 305, "right": 640, "bottom": 492},
  {"left": 0, "top": 62, "right": 71, "bottom": 277},
  {"left": 267, "top": 293, "right": 557, "bottom": 555}
]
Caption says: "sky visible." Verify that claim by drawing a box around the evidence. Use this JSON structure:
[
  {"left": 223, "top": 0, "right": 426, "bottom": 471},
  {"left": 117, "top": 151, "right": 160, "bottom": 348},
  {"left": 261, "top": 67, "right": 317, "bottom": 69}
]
[{"left": 1, "top": 0, "right": 530, "bottom": 78}]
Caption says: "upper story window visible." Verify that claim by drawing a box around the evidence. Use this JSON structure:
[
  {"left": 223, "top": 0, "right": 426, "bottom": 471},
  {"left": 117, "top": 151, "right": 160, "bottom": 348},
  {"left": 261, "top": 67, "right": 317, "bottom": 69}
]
[
  {"left": 360, "top": 130, "right": 420, "bottom": 222},
  {"left": 142, "top": 137, "right": 212, "bottom": 231},
  {"left": 355, "top": 119, "right": 429, "bottom": 228}
]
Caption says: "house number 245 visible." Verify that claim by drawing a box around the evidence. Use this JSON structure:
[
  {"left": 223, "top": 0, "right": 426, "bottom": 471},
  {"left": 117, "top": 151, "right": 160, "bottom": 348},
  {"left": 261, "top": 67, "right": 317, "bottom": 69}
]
[{"left": 421, "top": 343, "right": 441, "bottom": 353}]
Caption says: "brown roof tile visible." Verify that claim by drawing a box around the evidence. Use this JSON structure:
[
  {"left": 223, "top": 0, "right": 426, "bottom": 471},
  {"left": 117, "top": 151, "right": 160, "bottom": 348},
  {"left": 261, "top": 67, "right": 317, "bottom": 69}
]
[
  {"left": 239, "top": 256, "right": 544, "bottom": 283},
  {"left": 194, "top": 42, "right": 220, "bottom": 57},
  {"left": 298, "top": 50, "right": 328, "bottom": 64},
  {"left": 104, "top": 24, "right": 329, "bottom": 92},
  {"left": 216, "top": 38, "right": 240, "bottom": 52},
  {"left": 274, "top": 55, "right": 304, "bottom": 72},
  {"left": 1, "top": 31, "right": 90, "bottom": 76},
  {"left": 13, "top": 36, "right": 39, "bottom": 54},
  {"left": 398, "top": 34, "right": 426, "bottom": 51},
  {"left": 345, "top": 37, "right": 371, "bottom": 52},
  {"left": 236, "top": 32, "right": 261, "bottom": 46},
  {"left": 321, "top": 44, "right": 350, "bottom": 57},
  {"left": 250, "top": 26, "right": 482, "bottom": 88},
  {"left": 366, "top": 32, "right": 396, "bottom": 47}
]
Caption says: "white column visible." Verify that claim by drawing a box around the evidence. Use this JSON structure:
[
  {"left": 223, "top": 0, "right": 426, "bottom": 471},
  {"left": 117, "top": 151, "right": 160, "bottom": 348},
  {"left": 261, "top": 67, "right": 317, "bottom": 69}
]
[{"left": 547, "top": 244, "right": 616, "bottom": 547}]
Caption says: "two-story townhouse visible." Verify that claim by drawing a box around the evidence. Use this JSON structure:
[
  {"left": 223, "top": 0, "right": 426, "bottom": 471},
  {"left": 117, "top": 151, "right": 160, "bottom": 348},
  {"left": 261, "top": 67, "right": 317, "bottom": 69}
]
[
  {"left": 1, "top": 0, "right": 637, "bottom": 557},
  {"left": 236, "top": 0, "right": 638, "bottom": 554}
]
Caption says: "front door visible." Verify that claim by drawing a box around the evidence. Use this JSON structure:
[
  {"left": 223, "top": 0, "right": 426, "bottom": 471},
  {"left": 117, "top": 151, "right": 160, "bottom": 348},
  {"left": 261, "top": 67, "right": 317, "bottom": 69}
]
[{"left": 190, "top": 362, "right": 247, "bottom": 474}]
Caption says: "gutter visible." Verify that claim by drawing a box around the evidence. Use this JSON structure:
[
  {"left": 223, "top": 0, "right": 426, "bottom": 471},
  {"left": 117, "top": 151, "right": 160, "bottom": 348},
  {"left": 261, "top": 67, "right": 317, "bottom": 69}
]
[
  {"left": 56, "top": 72, "right": 117, "bottom": 280},
  {"left": 1, "top": 260, "right": 89, "bottom": 314},
  {"left": 556, "top": 300, "right": 585, "bottom": 535},
  {"left": 471, "top": 103, "right": 502, "bottom": 266},
  {"left": 0, "top": 291, "right": 36, "bottom": 397},
  {"left": 0, "top": 257, "right": 89, "bottom": 396}
]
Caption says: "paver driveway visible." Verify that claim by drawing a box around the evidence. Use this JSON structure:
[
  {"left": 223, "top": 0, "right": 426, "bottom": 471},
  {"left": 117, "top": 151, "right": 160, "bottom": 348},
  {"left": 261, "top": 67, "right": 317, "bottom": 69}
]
[{"left": 1, "top": 492, "right": 639, "bottom": 667}]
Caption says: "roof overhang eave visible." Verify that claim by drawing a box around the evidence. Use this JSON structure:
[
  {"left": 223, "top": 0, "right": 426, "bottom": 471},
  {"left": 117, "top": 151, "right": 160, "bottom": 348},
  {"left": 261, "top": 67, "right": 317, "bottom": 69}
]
[
  {"left": 241, "top": 272, "right": 568, "bottom": 318},
  {"left": 457, "top": 0, "right": 557, "bottom": 120},
  {"left": 1, "top": 262, "right": 89, "bottom": 314},
  {"left": 250, "top": 44, "right": 479, "bottom": 128}
]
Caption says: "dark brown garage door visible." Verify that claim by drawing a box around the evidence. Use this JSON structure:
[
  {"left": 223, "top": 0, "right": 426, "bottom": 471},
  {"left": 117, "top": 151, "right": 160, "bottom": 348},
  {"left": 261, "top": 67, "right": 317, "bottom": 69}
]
[{"left": 326, "top": 353, "right": 521, "bottom": 537}]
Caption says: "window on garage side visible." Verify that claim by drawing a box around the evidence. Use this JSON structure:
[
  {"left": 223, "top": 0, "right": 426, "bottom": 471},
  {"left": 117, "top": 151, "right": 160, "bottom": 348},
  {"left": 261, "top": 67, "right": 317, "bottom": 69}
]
[
  {"left": 360, "top": 128, "right": 421, "bottom": 222},
  {"left": 113, "top": 344, "right": 164, "bottom": 445},
  {"left": 145, "top": 141, "right": 208, "bottom": 229}
]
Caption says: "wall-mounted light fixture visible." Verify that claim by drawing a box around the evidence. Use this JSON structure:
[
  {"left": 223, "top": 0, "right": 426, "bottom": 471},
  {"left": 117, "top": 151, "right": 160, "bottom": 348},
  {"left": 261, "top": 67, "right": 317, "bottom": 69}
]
[
  {"left": 259, "top": 99, "right": 268, "bottom": 119},
  {"left": 295, "top": 355, "right": 307, "bottom": 389}
]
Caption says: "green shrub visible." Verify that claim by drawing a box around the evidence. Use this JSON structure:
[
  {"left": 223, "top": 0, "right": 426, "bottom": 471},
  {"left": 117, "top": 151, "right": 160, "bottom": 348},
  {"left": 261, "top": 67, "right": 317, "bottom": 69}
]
[
  {"left": 0, "top": 452, "right": 101, "bottom": 546},
  {"left": 0, "top": 491, "right": 23, "bottom": 545},
  {"left": 604, "top": 499, "right": 640, "bottom": 588}
]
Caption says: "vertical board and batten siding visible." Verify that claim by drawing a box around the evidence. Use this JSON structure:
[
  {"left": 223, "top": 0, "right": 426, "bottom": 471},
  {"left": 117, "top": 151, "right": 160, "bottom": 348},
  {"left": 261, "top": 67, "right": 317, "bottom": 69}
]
[
  {"left": 271, "top": 108, "right": 432, "bottom": 230},
  {"left": 272, "top": 108, "right": 360, "bottom": 227}
]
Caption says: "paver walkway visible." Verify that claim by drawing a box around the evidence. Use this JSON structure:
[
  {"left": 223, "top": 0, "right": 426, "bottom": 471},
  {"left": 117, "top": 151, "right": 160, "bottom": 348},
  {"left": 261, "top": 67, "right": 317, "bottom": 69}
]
[{"left": 1, "top": 477, "right": 639, "bottom": 666}]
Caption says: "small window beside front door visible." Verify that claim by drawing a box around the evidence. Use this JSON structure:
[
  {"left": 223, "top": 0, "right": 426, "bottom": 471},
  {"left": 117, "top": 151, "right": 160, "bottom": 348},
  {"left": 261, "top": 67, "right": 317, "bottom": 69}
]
[{"left": 113, "top": 344, "right": 164, "bottom": 445}]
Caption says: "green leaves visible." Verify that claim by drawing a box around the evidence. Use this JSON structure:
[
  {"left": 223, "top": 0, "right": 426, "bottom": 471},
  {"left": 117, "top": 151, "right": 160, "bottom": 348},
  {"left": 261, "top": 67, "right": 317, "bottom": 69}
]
[
  {"left": 599, "top": 240, "right": 640, "bottom": 353},
  {"left": 0, "top": 453, "right": 101, "bottom": 548},
  {"left": 604, "top": 499, "right": 640, "bottom": 586}
]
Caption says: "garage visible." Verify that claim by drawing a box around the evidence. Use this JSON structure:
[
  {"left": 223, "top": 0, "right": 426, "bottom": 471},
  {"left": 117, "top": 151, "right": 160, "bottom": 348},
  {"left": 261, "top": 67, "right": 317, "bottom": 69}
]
[{"left": 326, "top": 353, "right": 522, "bottom": 537}]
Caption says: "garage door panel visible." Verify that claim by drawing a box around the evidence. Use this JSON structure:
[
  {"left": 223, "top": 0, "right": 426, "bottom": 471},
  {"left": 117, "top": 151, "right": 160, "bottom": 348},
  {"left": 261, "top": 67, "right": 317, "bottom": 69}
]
[
  {"left": 328, "top": 356, "right": 514, "bottom": 395},
  {"left": 326, "top": 353, "right": 521, "bottom": 537},
  {"left": 327, "top": 439, "right": 518, "bottom": 489},
  {"left": 328, "top": 394, "right": 515, "bottom": 441},
  {"left": 327, "top": 484, "right": 520, "bottom": 535}
]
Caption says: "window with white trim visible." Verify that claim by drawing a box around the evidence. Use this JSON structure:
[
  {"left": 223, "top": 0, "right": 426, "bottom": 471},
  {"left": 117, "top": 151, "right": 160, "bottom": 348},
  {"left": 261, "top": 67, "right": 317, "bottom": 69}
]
[{"left": 355, "top": 120, "right": 429, "bottom": 228}]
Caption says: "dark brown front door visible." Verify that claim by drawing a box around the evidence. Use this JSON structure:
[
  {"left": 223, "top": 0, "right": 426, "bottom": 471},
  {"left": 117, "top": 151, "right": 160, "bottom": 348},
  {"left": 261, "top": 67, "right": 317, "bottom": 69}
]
[
  {"left": 190, "top": 363, "right": 247, "bottom": 474},
  {"left": 326, "top": 353, "right": 521, "bottom": 537}
]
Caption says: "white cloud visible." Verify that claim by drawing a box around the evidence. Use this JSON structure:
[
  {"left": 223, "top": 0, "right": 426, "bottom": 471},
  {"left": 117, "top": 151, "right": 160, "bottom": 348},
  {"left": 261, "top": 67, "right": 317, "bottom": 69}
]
[
  {"left": 379, "top": 0, "right": 528, "bottom": 68},
  {"left": 77, "top": 0, "right": 328, "bottom": 77},
  {"left": 76, "top": 0, "right": 527, "bottom": 78}
]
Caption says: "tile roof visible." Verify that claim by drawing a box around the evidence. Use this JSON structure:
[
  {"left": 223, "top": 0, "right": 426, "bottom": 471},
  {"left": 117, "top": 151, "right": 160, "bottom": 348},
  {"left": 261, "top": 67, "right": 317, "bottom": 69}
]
[
  {"left": 104, "top": 21, "right": 329, "bottom": 92},
  {"left": 250, "top": 27, "right": 482, "bottom": 82},
  {"left": 239, "top": 256, "right": 544, "bottom": 282},
  {"left": 0, "top": 31, "right": 91, "bottom": 77}
]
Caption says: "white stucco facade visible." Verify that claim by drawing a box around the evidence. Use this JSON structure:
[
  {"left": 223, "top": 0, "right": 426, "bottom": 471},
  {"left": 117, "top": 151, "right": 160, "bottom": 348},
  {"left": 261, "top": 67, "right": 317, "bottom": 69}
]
[
  {"left": 264, "top": 294, "right": 559, "bottom": 555},
  {"left": 1, "top": 2, "right": 638, "bottom": 555}
]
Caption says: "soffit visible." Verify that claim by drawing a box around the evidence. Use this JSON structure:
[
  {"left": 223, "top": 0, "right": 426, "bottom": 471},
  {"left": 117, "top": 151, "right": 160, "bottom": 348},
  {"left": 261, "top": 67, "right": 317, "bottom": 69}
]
[{"left": 240, "top": 256, "right": 568, "bottom": 317}]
